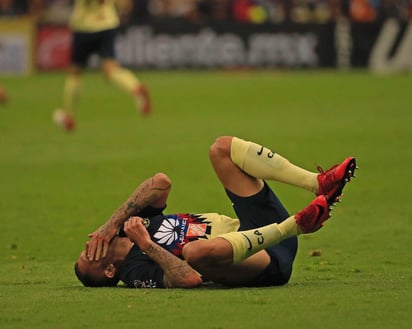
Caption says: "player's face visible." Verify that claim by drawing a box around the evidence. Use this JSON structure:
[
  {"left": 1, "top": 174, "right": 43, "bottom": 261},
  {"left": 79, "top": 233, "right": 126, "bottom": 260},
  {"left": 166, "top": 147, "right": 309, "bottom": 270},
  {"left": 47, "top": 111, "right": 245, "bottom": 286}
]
[
  {"left": 76, "top": 237, "right": 132, "bottom": 279},
  {"left": 76, "top": 250, "right": 107, "bottom": 279}
]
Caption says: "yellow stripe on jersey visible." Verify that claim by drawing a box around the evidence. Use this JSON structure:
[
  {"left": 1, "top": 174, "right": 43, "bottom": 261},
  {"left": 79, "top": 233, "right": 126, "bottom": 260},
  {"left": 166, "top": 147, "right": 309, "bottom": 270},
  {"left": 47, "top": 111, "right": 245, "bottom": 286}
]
[
  {"left": 70, "top": 0, "right": 120, "bottom": 32},
  {"left": 198, "top": 213, "right": 240, "bottom": 239}
]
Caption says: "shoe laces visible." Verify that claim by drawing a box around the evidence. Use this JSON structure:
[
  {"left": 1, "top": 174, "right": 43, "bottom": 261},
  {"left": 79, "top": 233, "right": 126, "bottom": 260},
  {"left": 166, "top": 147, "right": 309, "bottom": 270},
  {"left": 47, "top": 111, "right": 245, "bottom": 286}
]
[{"left": 317, "top": 164, "right": 338, "bottom": 188}]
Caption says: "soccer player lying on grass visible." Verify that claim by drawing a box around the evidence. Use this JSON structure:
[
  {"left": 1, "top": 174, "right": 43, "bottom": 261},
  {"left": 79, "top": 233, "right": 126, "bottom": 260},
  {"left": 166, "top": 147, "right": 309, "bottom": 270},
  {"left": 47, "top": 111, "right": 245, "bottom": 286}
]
[{"left": 74, "top": 136, "right": 357, "bottom": 288}]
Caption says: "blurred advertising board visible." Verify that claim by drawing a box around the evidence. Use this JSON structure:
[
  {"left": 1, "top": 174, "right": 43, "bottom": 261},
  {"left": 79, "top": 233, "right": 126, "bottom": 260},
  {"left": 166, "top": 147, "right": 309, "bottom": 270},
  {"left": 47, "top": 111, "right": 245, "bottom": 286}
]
[
  {"left": 0, "top": 18, "right": 35, "bottom": 75},
  {"left": 116, "top": 19, "right": 411, "bottom": 72},
  {"left": 36, "top": 25, "right": 71, "bottom": 70},
  {"left": 115, "top": 21, "right": 336, "bottom": 69},
  {"left": 352, "top": 19, "right": 412, "bottom": 73},
  {"left": 35, "top": 21, "right": 334, "bottom": 71},
  {"left": 33, "top": 20, "right": 412, "bottom": 72}
]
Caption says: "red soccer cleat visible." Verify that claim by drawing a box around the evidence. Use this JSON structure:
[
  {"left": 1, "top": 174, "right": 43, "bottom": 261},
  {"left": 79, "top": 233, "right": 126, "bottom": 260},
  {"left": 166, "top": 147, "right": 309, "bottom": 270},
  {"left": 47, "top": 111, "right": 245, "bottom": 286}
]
[
  {"left": 134, "top": 84, "right": 151, "bottom": 116},
  {"left": 295, "top": 195, "right": 331, "bottom": 233},
  {"left": 53, "top": 109, "right": 75, "bottom": 132},
  {"left": 317, "top": 157, "right": 357, "bottom": 204}
]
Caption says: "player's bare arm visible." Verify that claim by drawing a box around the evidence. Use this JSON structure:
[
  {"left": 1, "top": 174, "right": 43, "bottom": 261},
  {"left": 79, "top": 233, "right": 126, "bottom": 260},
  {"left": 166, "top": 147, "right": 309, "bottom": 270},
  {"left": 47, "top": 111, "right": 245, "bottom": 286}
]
[
  {"left": 87, "top": 173, "right": 171, "bottom": 261},
  {"left": 124, "top": 217, "right": 202, "bottom": 288}
]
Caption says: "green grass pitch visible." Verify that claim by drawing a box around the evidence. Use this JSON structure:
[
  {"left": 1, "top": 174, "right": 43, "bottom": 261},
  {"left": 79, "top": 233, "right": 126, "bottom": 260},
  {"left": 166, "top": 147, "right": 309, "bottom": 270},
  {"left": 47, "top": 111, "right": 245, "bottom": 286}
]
[{"left": 0, "top": 70, "right": 411, "bottom": 329}]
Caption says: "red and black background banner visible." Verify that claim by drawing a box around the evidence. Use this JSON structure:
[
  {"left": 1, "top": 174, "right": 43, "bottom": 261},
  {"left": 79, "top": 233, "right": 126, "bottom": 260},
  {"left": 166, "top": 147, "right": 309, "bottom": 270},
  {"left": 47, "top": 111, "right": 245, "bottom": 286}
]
[{"left": 35, "top": 19, "right": 412, "bottom": 71}]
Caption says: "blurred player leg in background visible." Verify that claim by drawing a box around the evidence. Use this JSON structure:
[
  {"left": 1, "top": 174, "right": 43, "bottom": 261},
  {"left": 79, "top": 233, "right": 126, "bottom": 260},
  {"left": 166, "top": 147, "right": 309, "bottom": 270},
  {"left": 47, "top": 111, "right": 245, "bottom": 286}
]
[{"left": 101, "top": 58, "right": 151, "bottom": 116}]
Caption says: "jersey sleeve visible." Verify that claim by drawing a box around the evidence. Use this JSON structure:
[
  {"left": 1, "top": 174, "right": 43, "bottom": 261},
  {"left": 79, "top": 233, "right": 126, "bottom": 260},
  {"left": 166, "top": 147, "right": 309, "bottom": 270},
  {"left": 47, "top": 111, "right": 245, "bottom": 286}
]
[{"left": 120, "top": 245, "right": 165, "bottom": 288}]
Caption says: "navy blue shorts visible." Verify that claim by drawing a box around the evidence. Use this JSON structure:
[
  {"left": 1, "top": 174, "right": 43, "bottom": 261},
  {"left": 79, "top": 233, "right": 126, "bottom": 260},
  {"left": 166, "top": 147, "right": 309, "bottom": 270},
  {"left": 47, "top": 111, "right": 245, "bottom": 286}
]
[
  {"left": 225, "top": 182, "right": 298, "bottom": 286},
  {"left": 71, "top": 28, "right": 117, "bottom": 67}
]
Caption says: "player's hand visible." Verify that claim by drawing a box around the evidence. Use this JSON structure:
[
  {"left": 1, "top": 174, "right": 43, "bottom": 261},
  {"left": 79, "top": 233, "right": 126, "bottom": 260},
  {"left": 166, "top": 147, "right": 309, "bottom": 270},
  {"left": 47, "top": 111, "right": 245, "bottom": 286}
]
[
  {"left": 123, "top": 216, "right": 151, "bottom": 251},
  {"left": 87, "top": 224, "right": 118, "bottom": 261}
]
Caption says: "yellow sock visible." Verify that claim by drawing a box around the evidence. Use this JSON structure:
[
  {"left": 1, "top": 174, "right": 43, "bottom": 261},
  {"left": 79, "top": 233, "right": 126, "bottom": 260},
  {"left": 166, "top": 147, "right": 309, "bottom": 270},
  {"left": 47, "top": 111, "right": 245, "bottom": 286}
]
[
  {"left": 108, "top": 67, "right": 140, "bottom": 94},
  {"left": 63, "top": 74, "right": 81, "bottom": 114},
  {"left": 231, "top": 137, "right": 318, "bottom": 193},
  {"left": 218, "top": 216, "right": 300, "bottom": 264}
]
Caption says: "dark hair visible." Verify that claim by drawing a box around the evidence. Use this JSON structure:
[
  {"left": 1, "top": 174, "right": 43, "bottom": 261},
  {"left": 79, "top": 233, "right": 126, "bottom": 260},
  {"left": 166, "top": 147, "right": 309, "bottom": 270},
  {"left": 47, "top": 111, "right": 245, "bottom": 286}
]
[{"left": 74, "top": 262, "right": 119, "bottom": 287}]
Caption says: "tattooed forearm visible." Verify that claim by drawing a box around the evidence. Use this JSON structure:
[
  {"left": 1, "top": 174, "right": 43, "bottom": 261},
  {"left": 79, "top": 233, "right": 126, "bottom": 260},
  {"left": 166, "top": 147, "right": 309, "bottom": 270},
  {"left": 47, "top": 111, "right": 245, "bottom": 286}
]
[
  {"left": 122, "top": 180, "right": 149, "bottom": 216},
  {"left": 125, "top": 201, "right": 140, "bottom": 215},
  {"left": 122, "top": 177, "right": 171, "bottom": 216},
  {"left": 143, "top": 243, "right": 201, "bottom": 288},
  {"left": 105, "top": 175, "right": 170, "bottom": 229}
]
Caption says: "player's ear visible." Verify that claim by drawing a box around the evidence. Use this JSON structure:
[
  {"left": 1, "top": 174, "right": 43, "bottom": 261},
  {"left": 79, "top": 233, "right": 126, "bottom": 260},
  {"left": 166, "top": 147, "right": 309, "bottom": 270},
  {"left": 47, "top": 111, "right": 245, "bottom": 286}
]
[{"left": 104, "top": 264, "right": 116, "bottom": 278}]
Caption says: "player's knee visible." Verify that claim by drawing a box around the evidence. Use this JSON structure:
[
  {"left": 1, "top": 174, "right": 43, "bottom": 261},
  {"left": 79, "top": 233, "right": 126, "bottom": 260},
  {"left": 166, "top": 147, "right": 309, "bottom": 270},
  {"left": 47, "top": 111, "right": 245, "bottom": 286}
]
[
  {"left": 209, "top": 136, "right": 233, "bottom": 162},
  {"left": 182, "top": 241, "right": 213, "bottom": 267},
  {"left": 101, "top": 61, "right": 118, "bottom": 80},
  {"left": 101, "top": 65, "right": 112, "bottom": 80}
]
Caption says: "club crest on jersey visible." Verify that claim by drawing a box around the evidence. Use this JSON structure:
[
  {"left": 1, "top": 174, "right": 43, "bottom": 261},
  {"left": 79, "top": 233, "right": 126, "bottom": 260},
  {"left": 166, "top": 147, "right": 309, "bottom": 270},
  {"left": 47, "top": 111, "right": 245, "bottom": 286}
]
[
  {"left": 187, "top": 224, "right": 207, "bottom": 237},
  {"left": 142, "top": 217, "right": 150, "bottom": 228}
]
